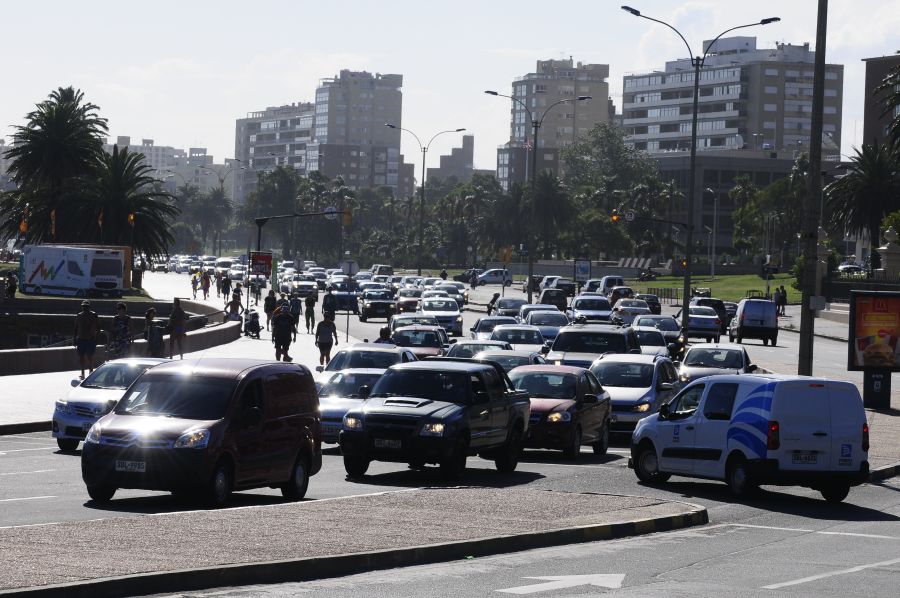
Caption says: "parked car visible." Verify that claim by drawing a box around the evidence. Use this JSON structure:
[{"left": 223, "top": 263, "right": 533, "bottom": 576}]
[
  {"left": 478, "top": 268, "right": 512, "bottom": 286},
  {"left": 508, "top": 365, "right": 611, "bottom": 459},
  {"left": 472, "top": 350, "right": 546, "bottom": 373},
  {"left": 681, "top": 306, "right": 722, "bottom": 342},
  {"left": 538, "top": 288, "right": 568, "bottom": 311},
  {"left": 589, "top": 353, "right": 681, "bottom": 436},
  {"left": 611, "top": 299, "right": 652, "bottom": 326},
  {"left": 728, "top": 298, "right": 779, "bottom": 346},
  {"left": 317, "top": 343, "right": 417, "bottom": 374},
  {"left": 419, "top": 297, "right": 464, "bottom": 336},
  {"left": 80, "top": 358, "right": 322, "bottom": 506},
  {"left": 678, "top": 343, "right": 757, "bottom": 383},
  {"left": 567, "top": 295, "right": 612, "bottom": 322},
  {"left": 631, "top": 375, "right": 869, "bottom": 501},
  {"left": 490, "top": 325, "right": 545, "bottom": 352},
  {"left": 317, "top": 368, "right": 387, "bottom": 444},
  {"left": 445, "top": 339, "right": 512, "bottom": 358},
  {"left": 634, "top": 293, "right": 662, "bottom": 315},
  {"left": 546, "top": 323, "right": 642, "bottom": 368},
  {"left": 495, "top": 297, "right": 527, "bottom": 317},
  {"left": 339, "top": 361, "right": 530, "bottom": 479},
  {"left": 391, "top": 325, "right": 448, "bottom": 359},
  {"left": 469, "top": 316, "right": 518, "bottom": 340},
  {"left": 524, "top": 310, "right": 570, "bottom": 343},
  {"left": 53, "top": 358, "right": 167, "bottom": 452}
]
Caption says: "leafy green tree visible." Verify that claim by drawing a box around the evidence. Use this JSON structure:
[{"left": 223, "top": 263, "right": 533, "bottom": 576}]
[
  {"left": 243, "top": 166, "right": 302, "bottom": 256},
  {"left": 532, "top": 171, "right": 572, "bottom": 259}
]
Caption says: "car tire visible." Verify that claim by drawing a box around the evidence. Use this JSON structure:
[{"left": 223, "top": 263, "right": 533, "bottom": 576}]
[
  {"left": 592, "top": 421, "right": 610, "bottom": 456},
  {"left": 343, "top": 455, "right": 369, "bottom": 478},
  {"left": 440, "top": 438, "right": 468, "bottom": 481},
  {"left": 56, "top": 438, "right": 79, "bottom": 453},
  {"left": 206, "top": 460, "right": 234, "bottom": 508},
  {"left": 494, "top": 427, "right": 522, "bottom": 473},
  {"left": 771, "top": 335, "right": 777, "bottom": 347},
  {"left": 726, "top": 456, "right": 756, "bottom": 498},
  {"left": 820, "top": 484, "right": 850, "bottom": 503},
  {"left": 634, "top": 443, "right": 671, "bottom": 484},
  {"left": 763, "top": 338, "right": 769, "bottom": 346},
  {"left": 86, "top": 485, "right": 116, "bottom": 503},
  {"left": 281, "top": 454, "right": 310, "bottom": 501},
  {"left": 563, "top": 426, "right": 582, "bottom": 461}
]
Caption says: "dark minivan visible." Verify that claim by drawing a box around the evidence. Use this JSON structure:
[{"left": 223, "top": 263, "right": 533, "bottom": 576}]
[{"left": 81, "top": 358, "right": 322, "bottom": 507}]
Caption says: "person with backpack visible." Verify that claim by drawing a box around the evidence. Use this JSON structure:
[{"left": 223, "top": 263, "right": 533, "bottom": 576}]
[
  {"left": 304, "top": 292, "right": 317, "bottom": 334},
  {"left": 314, "top": 313, "right": 339, "bottom": 365},
  {"left": 271, "top": 305, "right": 295, "bottom": 362},
  {"left": 289, "top": 292, "right": 303, "bottom": 342}
]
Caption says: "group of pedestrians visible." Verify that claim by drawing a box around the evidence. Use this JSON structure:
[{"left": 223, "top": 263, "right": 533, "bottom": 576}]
[
  {"left": 190, "top": 271, "right": 212, "bottom": 300},
  {"left": 772, "top": 285, "right": 789, "bottom": 316},
  {"left": 260, "top": 289, "right": 337, "bottom": 364}
]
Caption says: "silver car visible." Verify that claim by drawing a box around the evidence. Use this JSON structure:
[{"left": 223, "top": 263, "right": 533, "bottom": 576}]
[{"left": 52, "top": 358, "right": 166, "bottom": 452}]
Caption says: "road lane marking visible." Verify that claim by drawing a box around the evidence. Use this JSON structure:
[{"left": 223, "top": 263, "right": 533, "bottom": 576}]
[
  {"left": 720, "top": 523, "right": 900, "bottom": 540},
  {"left": 0, "top": 448, "right": 56, "bottom": 455},
  {"left": 498, "top": 574, "right": 625, "bottom": 594},
  {"left": 0, "top": 469, "right": 58, "bottom": 476},
  {"left": 0, "top": 496, "right": 56, "bottom": 503},
  {"left": 762, "top": 556, "right": 900, "bottom": 589}
]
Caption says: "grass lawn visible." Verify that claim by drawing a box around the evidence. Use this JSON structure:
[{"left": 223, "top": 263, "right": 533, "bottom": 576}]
[{"left": 630, "top": 273, "right": 797, "bottom": 303}]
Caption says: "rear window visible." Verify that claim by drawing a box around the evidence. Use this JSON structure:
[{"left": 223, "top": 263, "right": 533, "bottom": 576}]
[
  {"left": 477, "top": 318, "right": 514, "bottom": 332},
  {"left": 573, "top": 298, "right": 610, "bottom": 310},
  {"left": 371, "top": 369, "right": 469, "bottom": 403},
  {"left": 319, "top": 372, "right": 384, "bottom": 398},
  {"left": 423, "top": 299, "right": 458, "bottom": 311},
  {"left": 498, "top": 298, "right": 526, "bottom": 309},
  {"left": 393, "top": 329, "right": 441, "bottom": 347},
  {"left": 528, "top": 312, "right": 569, "bottom": 326},
  {"left": 635, "top": 330, "right": 665, "bottom": 346},
  {"left": 684, "top": 348, "right": 744, "bottom": 369},
  {"left": 590, "top": 362, "right": 654, "bottom": 388},
  {"left": 509, "top": 371, "right": 578, "bottom": 400},
  {"left": 553, "top": 331, "right": 626, "bottom": 354},
  {"left": 690, "top": 307, "right": 717, "bottom": 316},
  {"left": 492, "top": 329, "right": 543, "bottom": 345}
]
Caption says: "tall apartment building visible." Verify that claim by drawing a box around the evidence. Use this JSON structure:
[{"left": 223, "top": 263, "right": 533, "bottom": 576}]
[
  {"left": 623, "top": 37, "right": 844, "bottom": 155},
  {"left": 496, "top": 58, "right": 610, "bottom": 191},
  {"left": 426, "top": 134, "right": 475, "bottom": 182},
  {"left": 862, "top": 54, "right": 900, "bottom": 147},
  {"left": 103, "top": 136, "right": 186, "bottom": 171}
]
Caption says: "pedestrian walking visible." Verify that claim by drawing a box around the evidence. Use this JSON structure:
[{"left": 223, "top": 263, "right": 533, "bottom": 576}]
[
  {"left": 6, "top": 273, "right": 18, "bottom": 299},
  {"left": 144, "top": 308, "right": 165, "bottom": 358},
  {"left": 263, "top": 290, "right": 277, "bottom": 331},
  {"left": 772, "top": 287, "right": 781, "bottom": 312},
  {"left": 108, "top": 302, "right": 132, "bottom": 359},
  {"left": 251, "top": 279, "right": 262, "bottom": 304},
  {"left": 190, "top": 273, "right": 199, "bottom": 299},
  {"left": 221, "top": 275, "right": 232, "bottom": 299},
  {"left": 779, "top": 285, "right": 788, "bottom": 316},
  {"left": 289, "top": 292, "right": 303, "bottom": 342},
  {"left": 272, "top": 306, "right": 295, "bottom": 362},
  {"left": 440, "top": 269, "right": 448, "bottom": 280},
  {"left": 469, "top": 270, "right": 478, "bottom": 290},
  {"left": 304, "top": 293, "right": 317, "bottom": 333},
  {"left": 168, "top": 297, "right": 188, "bottom": 360},
  {"left": 322, "top": 287, "right": 337, "bottom": 320},
  {"left": 74, "top": 300, "right": 100, "bottom": 379},
  {"left": 201, "top": 271, "right": 211, "bottom": 300},
  {"left": 215, "top": 272, "right": 223, "bottom": 298},
  {"left": 314, "top": 313, "right": 339, "bottom": 366}
]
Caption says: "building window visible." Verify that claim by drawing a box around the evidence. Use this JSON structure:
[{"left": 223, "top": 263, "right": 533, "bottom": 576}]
[
  {"left": 824, "top": 106, "right": 837, "bottom": 114},
  {"left": 825, "top": 89, "right": 837, "bottom": 97},
  {"left": 825, "top": 72, "right": 838, "bottom": 80},
  {"left": 764, "top": 103, "right": 777, "bottom": 112},
  {"left": 763, "top": 121, "right": 776, "bottom": 129},
  {"left": 765, "top": 68, "right": 779, "bottom": 76},
  {"left": 764, "top": 86, "right": 778, "bottom": 94}
]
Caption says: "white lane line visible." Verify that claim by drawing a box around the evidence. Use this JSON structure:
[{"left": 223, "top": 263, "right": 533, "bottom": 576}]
[
  {"left": 0, "top": 435, "right": 53, "bottom": 441},
  {"left": 0, "top": 469, "right": 58, "bottom": 477},
  {"left": 0, "top": 440, "right": 58, "bottom": 447},
  {"left": 0, "top": 448, "right": 55, "bottom": 455},
  {"left": 0, "top": 496, "right": 56, "bottom": 503},
  {"left": 721, "top": 523, "right": 900, "bottom": 540},
  {"left": 762, "top": 556, "right": 900, "bottom": 589}
]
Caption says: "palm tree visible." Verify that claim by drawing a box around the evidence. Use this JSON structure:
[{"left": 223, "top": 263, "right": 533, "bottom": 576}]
[
  {"left": 825, "top": 142, "right": 900, "bottom": 273},
  {"left": 532, "top": 171, "right": 573, "bottom": 259}
]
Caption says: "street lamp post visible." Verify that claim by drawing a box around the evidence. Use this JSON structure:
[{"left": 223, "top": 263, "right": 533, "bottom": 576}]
[
  {"left": 704, "top": 226, "right": 713, "bottom": 276},
  {"left": 385, "top": 124, "right": 466, "bottom": 276},
  {"left": 622, "top": 6, "right": 779, "bottom": 333},
  {"left": 484, "top": 90, "right": 592, "bottom": 303},
  {"left": 705, "top": 187, "right": 718, "bottom": 279}
]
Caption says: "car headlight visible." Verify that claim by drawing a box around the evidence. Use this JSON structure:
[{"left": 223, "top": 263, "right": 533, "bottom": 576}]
[
  {"left": 174, "top": 429, "right": 210, "bottom": 449},
  {"left": 633, "top": 401, "right": 651, "bottom": 412},
  {"left": 364, "top": 302, "right": 372, "bottom": 307},
  {"left": 344, "top": 415, "right": 363, "bottom": 431},
  {"left": 420, "top": 422, "right": 445, "bottom": 437},
  {"left": 546, "top": 411, "right": 572, "bottom": 423},
  {"left": 84, "top": 424, "right": 101, "bottom": 444},
  {"left": 55, "top": 400, "right": 71, "bottom": 415},
  {"left": 456, "top": 316, "right": 463, "bottom": 323}
]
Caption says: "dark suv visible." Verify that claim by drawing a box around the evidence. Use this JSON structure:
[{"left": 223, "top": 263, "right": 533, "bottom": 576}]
[{"left": 545, "top": 323, "right": 641, "bottom": 368}]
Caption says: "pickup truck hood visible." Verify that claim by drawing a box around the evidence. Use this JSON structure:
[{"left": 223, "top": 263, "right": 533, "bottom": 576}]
[
  {"left": 362, "top": 396, "right": 462, "bottom": 420},
  {"left": 529, "top": 397, "right": 575, "bottom": 413}
]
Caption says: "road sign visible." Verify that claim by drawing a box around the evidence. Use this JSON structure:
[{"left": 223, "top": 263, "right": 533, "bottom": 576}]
[
  {"left": 249, "top": 251, "right": 273, "bottom": 276},
  {"left": 498, "top": 574, "right": 625, "bottom": 594},
  {"left": 624, "top": 209, "right": 635, "bottom": 222},
  {"left": 324, "top": 206, "right": 338, "bottom": 221},
  {"left": 574, "top": 258, "right": 591, "bottom": 282},
  {"left": 339, "top": 260, "right": 359, "bottom": 276}
]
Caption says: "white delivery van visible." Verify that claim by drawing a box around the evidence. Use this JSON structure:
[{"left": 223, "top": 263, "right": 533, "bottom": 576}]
[
  {"left": 214, "top": 257, "right": 234, "bottom": 278},
  {"left": 630, "top": 374, "right": 869, "bottom": 502},
  {"left": 20, "top": 245, "right": 125, "bottom": 297}
]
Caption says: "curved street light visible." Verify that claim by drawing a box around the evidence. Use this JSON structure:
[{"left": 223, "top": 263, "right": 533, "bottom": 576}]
[
  {"left": 485, "top": 90, "right": 592, "bottom": 302},
  {"left": 385, "top": 123, "right": 466, "bottom": 275},
  {"left": 621, "top": 6, "right": 780, "bottom": 332}
]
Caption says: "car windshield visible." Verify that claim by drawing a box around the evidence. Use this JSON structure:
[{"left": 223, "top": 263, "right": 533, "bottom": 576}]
[
  {"left": 364, "top": 291, "right": 393, "bottom": 300},
  {"left": 436, "top": 286, "right": 459, "bottom": 294},
  {"left": 573, "top": 299, "right": 610, "bottom": 310},
  {"left": 476, "top": 318, "right": 514, "bottom": 332},
  {"left": 690, "top": 307, "right": 717, "bottom": 316},
  {"left": 333, "top": 282, "right": 357, "bottom": 291},
  {"left": 392, "top": 316, "right": 436, "bottom": 330},
  {"left": 492, "top": 329, "right": 543, "bottom": 345},
  {"left": 636, "top": 317, "right": 679, "bottom": 332},
  {"left": 684, "top": 348, "right": 744, "bottom": 369},
  {"left": 528, "top": 312, "right": 569, "bottom": 326},
  {"left": 590, "top": 363, "right": 654, "bottom": 388},
  {"left": 498, "top": 298, "right": 525, "bottom": 309},
  {"left": 393, "top": 329, "right": 442, "bottom": 348},
  {"left": 423, "top": 299, "right": 457, "bottom": 311},
  {"left": 509, "top": 372, "right": 577, "bottom": 400},
  {"left": 635, "top": 330, "right": 665, "bottom": 346},
  {"left": 371, "top": 369, "right": 470, "bottom": 403},
  {"left": 553, "top": 332, "right": 626, "bottom": 354},
  {"left": 319, "top": 372, "right": 384, "bottom": 398},
  {"left": 325, "top": 350, "right": 402, "bottom": 371},
  {"left": 448, "top": 343, "right": 502, "bottom": 358},
  {"left": 115, "top": 376, "right": 235, "bottom": 419},
  {"left": 473, "top": 353, "right": 530, "bottom": 372},
  {"left": 82, "top": 362, "right": 153, "bottom": 389}
]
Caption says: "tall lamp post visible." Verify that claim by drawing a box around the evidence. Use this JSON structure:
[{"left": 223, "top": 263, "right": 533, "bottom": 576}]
[
  {"left": 484, "top": 90, "right": 592, "bottom": 303},
  {"left": 705, "top": 187, "right": 718, "bottom": 279},
  {"left": 385, "top": 123, "right": 466, "bottom": 275},
  {"left": 622, "top": 6, "right": 779, "bottom": 332}
]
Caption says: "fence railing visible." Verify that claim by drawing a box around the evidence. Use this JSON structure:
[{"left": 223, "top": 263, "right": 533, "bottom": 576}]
[{"left": 647, "top": 287, "right": 682, "bottom": 305}]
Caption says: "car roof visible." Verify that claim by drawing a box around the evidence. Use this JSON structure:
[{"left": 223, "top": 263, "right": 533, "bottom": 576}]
[
  {"left": 493, "top": 324, "right": 541, "bottom": 331},
  {"left": 392, "top": 360, "right": 494, "bottom": 373},
  {"left": 508, "top": 364, "right": 585, "bottom": 375},
  {"left": 343, "top": 343, "right": 408, "bottom": 353},
  {"left": 559, "top": 323, "right": 626, "bottom": 332},
  {"left": 144, "top": 358, "right": 308, "bottom": 378},
  {"left": 474, "top": 350, "right": 541, "bottom": 358},
  {"left": 595, "top": 353, "right": 658, "bottom": 364}
]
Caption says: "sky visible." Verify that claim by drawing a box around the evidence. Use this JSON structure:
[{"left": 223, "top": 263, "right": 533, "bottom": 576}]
[{"left": 2, "top": 0, "right": 899, "bottom": 174}]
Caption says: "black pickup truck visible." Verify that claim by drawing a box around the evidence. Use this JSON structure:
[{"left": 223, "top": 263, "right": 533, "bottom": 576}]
[{"left": 339, "top": 360, "right": 531, "bottom": 480}]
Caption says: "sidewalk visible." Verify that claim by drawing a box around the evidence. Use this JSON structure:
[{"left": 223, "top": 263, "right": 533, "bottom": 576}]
[{"left": 0, "top": 487, "right": 706, "bottom": 596}]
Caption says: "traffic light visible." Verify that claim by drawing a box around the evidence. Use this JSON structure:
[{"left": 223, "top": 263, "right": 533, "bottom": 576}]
[
  {"left": 127, "top": 213, "right": 135, "bottom": 226},
  {"left": 681, "top": 259, "right": 688, "bottom": 268},
  {"left": 611, "top": 209, "right": 621, "bottom": 223},
  {"left": 342, "top": 209, "right": 352, "bottom": 227}
]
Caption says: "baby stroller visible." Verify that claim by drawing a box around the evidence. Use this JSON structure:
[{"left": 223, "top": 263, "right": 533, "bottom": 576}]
[{"left": 244, "top": 308, "right": 262, "bottom": 338}]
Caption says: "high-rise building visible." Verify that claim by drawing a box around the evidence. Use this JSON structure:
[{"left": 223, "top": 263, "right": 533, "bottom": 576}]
[
  {"left": 103, "top": 136, "right": 186, "bottom": 171},
  {"left": 496, "top": 58, "right": 610, "bottom": 190},
  {"left": 862, "top": 54, "right": 900, "bottom": 147},
  {"left": 426, "top": 135, "right": 475, "bottom": 182},
  {"left": 622, "top": 37, "right": 844, "bottom": 156}
]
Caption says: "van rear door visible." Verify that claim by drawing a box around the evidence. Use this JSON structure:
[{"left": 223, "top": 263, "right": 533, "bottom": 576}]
[
  {"left": 771, "top": 381, "right": 831, "bottom": 471},
  {"left": 827, "top": 382, "right": 866, "bottom": 471}
]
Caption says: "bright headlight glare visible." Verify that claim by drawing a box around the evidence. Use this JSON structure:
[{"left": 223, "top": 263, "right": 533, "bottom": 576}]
[
  {"left": 344, "top": 415, "right": 363, "bottom": 430},
  {"left": 546, "top": 411, "right": 572, "bottom": 423},
  {"left": 420, "top": 422, "right": 445, "bottom": 436},
  {"left": 174, "top": 429, "right": 210, "bottom": 449},
  {"left": 456, "top": 316, "right": 463, "bottom": 322},
  {"left": 84, "top": 425, "right": 101, "bottom": 444},
  {"left": 633, "top": 402, "right": 651, "bottom": 412}
]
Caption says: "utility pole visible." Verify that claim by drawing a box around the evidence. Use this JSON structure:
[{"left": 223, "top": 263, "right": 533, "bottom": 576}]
[{"left": 798, "top": 0, "right": 828, "bottom": 376}]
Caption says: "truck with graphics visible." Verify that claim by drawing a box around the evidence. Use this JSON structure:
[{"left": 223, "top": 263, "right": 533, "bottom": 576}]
[{"left": 19, "top": 245, "right": 126, "bottom": 297}]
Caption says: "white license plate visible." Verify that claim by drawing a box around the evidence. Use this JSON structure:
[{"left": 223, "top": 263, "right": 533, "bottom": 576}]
[
  {"left": 374, "top": 438, "right": 402, "bottom": 450},
  {"left": 791, "top": 452, "right": 818, "bottom": 465},
  {"left": 115, "top": 460, "right": 146, "bottom": 473}
]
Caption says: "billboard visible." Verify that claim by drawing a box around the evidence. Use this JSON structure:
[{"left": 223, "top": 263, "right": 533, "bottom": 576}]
[
  {"left": 574, "top": 259, "right": 592, "bottom": 283},
  {"left": 848, "top": 290, "right": 900, "bottom": 372},
  {"left": 249, "top": 251, "right": 273, "bottom": 277}
]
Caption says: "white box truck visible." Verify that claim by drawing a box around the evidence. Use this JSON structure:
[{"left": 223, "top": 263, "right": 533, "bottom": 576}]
[{"left": 19, "top": 245, "right": 126, "bottom": 297}]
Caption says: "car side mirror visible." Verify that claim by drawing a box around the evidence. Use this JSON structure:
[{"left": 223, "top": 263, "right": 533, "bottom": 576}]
[
  {"left": 474, "top": 391, "right": 490, "bottom": 405},
  {"left": 470, "top": 326, "right": 476, "bottom": 332},
  {"left": 658, "top": 403, "right": 671, "bottom": 420},
  {"left": 358, "top": 385, "right": 370, "bottom": 400},
  {"left": 582, "top": 394, "right": 598, "bottom": 404},
  {"left": 70, "top": 379, "right": 81, "bottom": 387},
  {"left": 315, "top": 366, "right": 324, "bottom": 373},
  {"left": 449, "top": 338, "right": 457, "bottom": 345},
  {"left": 541, "top": 345, "right": 550, "bottom": 355},
  {"left": 747, "top": 363, "right": 758, "bottom": 373},
  {"left": 658, "top": 382, "right": 675, "bottom": 392}
]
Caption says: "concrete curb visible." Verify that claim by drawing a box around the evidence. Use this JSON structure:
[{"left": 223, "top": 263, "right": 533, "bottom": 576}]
[
  {"left": 777, "top": 325, "right": 846, "bottom": 343},
  {"left": 0, "top": 421, "right": 51, "bottom": 436},
  {"left": 0, "top": 500, "right": 708, "bottom": 598}
]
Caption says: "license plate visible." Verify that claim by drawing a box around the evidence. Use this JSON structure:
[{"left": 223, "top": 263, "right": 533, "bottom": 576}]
[
  {"left": 374, "top": 438, "right": 402, "bottom": 450},
  {"left": 791, "top": 452, "right": 817, "bottom": 465},
  {"left": 322, "top": 423, "right": 341, "bottom": 434},
  {"left": 115, "top": 460, "right": 146, "bottom": 473}
]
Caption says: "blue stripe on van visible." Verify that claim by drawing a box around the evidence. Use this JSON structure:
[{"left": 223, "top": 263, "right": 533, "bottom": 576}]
[
  {"left": 726, "top": 382, "right": 776, "bottom": 459},
  {"left": 727, "top": 427, "right": 766, "bottom": 458}
]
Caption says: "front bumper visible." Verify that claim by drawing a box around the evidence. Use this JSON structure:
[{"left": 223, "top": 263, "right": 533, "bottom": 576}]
[
  {"left": 339, "top": 428, "right": 456, "bottom": 464},
  {"left": 609, "top": 408, "right": 648, "bottom": 434},
  {"left": 524, "top": 418, "right": 573, "bottom": 450},
  {"left": 52, "top": 412, "right": 103, "bottom": 440},
  {"left": 81, "top": 443, "right": 213, "bottom": 492}
]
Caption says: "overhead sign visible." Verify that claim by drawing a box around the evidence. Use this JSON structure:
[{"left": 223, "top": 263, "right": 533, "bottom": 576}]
[
  {"left": 249, "top": 251, "right": 273, "bottom": 277},
  {"left": 324, "top": 206, "right": 338, "bottom": 221},
  {"left": 498, "top": 574, "right": 625, "bottom": 594},
  {"left": 848, "top": 290, "right": 900, "bottom": 372}
]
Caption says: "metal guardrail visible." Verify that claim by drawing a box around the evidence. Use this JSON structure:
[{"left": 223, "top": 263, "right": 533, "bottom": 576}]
[{"left": 647, "top": 287, "right": 681, "bottom": 305}]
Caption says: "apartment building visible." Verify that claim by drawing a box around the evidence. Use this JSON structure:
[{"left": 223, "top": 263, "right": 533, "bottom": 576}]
[
  {"left": 496, "top": 58, "right": 610, "bottom": 190},
  {"left": 426, "top": 134, "right": 475, "bottom": 182},
  {"left": 623, "top": 37, "right": 843, "bottom": 156},
  {"left": 102, "top": 136, "right": 186, "bottom": 171},
  {"left": 862, "top": 53, "right": 900, "bottom": 147}
]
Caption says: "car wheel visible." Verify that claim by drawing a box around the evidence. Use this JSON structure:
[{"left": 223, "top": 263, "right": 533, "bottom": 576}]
[
  {"left": 206, "top": 460, "right": 233, "bottom": 508},
  {"left": 563, "top": 426, "right": 582, "bottom": 460},
  {"left": 771, "top": 335, "right": 777, "bottom": 346},
  {"left": 634, "top": 443, "right": 671, "bottom": 484},
  {"left": 726, "top": 456, "right": 756, "bottom": 498},
  {"left": 56, "top": 438, "right": 79, "bottom": 453},
  {"left": 592, "top": 421, "right": 610, "bottom": 456},
  {"left": 494, "top": 427, "right": 522, "bottom": 473},
  {"left": 281, "top": 454, "right": 310, "bottom": 501},
  {"left": 763, "top": 338, "right": 769, "bottom": 346},
  {"left": 343, "top": 455, "right": 369, "bottom": 478},
  {"left": 440, "top": 438, "right": 468, "bottom": 481},
  {"left": 820, "top": 484, "right": 850, "bottom": 503},
  {"left": 86, "top": 485, "right": 116, "bottom": 503}
]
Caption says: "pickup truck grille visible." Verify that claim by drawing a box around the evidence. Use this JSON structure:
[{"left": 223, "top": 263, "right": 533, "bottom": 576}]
[{"left": 365, "top": 414, "right": 420, "bottom": 430}]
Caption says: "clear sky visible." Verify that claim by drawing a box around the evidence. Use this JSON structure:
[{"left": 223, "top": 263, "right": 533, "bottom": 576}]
[{"left": 2, "top": 0, "right": 898, "bottom": 174}]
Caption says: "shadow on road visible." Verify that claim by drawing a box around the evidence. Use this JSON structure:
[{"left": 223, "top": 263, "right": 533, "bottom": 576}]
[
  {"left": 518, "top": 449, "right": 625, "bottom": 467},
  {"left": 345, "top": 466, "right": 544, "bottom": 489},
  {"left": 83, "top": 491, "right": 290, "bottom": 514}
]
